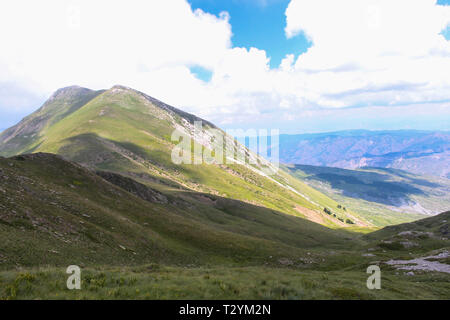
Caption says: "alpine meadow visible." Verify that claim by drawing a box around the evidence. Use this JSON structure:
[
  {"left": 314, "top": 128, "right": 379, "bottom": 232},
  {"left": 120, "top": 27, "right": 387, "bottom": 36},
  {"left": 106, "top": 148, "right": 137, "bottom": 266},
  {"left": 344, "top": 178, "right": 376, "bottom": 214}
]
[
  {"left": 0, "top": 0, "right": 449, "bottom": 308},
  {"left": 0, "top": 85, "right": 448, "bottom": 300}
]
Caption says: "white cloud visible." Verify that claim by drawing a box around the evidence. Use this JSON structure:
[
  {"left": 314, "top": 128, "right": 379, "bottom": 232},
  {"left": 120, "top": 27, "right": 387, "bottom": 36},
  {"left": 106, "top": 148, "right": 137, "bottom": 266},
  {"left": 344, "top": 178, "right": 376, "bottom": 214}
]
[
  {"left": 283, "top": 0, "right": 450, "bottom": 108},
  {"left": 0, "top": 0, "right": 449, "bottom": 131},
  {"left": 0, "top": 0, "right": 231, "bottom": 104}
]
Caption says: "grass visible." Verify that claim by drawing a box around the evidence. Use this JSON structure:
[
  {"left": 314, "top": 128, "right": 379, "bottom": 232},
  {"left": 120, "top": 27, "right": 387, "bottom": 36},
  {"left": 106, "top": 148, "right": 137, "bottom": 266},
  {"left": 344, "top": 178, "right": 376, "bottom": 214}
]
[
  {"left": 1, "top": 265, "right": 448, "bottom": 300},
  {"left": 0, "top": 154, "right": 448, "bottom": 300},
  {"left": 0, "top": 153, "right": 361, "bottom": 271},
  {"left": 284, "top": 164, "right": 447, "bottom": 226},
  {"left": 0, "top": 85, "right": 374, "bottom": 229},
  {"left": 0, "top": 85, "right": 449, "bottom": 300}
]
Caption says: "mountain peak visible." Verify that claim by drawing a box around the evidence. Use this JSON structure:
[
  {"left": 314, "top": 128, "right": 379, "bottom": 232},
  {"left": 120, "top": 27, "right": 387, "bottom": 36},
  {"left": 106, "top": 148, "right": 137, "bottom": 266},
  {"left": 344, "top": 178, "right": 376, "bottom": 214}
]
[
  {"left": 110, "top": 84, "right": 133, "bottom": 91},
  {"left": 48, "top": 85, "right": 94, "bottom": 101}
]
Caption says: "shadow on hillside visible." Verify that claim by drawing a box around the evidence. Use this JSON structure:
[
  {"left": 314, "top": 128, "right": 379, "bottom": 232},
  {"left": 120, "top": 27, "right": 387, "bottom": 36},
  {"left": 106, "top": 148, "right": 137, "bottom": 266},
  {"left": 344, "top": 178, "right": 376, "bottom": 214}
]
[
  {"left": 53, "top": 134, "right": 368, "bottom": 247},
  {"left": 106, "top": 175, "right": 367, "bottom": 249},
  {"left": 291, "top": 165, "right": 442, "bottom": 207},
  {"left": 368, "top": 167, "right": 442, "bottom": 188},
  {"left": 58, "top": 132, "right": 201, "bottom": 188}
]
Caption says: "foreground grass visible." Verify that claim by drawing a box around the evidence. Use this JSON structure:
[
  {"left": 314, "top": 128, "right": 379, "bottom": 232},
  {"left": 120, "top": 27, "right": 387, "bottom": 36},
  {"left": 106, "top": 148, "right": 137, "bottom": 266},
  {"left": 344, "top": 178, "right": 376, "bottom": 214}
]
[{"left": 1, "top": 265, "right": 449, "bottom": 300}]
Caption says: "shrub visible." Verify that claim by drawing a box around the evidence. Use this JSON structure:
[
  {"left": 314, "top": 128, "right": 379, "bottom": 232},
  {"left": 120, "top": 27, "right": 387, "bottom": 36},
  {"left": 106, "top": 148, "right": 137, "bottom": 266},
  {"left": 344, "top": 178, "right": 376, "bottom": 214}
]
[{"left": 379, "top": 242, "right": 403, "bottom": 250}]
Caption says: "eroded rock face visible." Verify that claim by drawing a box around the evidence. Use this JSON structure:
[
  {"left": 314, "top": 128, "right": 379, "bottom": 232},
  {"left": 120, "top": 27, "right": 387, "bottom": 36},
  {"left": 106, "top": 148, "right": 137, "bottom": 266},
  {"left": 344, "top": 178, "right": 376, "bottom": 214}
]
[{"left": 96, "top": 171, "right": 168, "bottom": 204}]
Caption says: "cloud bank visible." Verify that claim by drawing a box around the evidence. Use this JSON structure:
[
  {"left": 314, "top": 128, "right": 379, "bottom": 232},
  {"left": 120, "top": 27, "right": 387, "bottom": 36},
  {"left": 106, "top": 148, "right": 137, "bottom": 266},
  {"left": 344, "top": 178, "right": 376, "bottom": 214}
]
[{"left": 0, "top": 0, "right": 449, "bottom": 131}]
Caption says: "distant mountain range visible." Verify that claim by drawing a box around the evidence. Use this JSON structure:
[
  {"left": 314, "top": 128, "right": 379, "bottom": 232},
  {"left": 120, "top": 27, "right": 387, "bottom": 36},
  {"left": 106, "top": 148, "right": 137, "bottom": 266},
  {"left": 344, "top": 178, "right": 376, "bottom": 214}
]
[{"left": 278, "top": 130, "right": 450, "bottom": 178}]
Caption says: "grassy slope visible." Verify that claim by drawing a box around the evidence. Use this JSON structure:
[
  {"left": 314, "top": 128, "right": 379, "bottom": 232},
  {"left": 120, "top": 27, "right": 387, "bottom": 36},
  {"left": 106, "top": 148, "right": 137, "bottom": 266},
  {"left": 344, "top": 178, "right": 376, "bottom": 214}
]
[
  {"left": 1, "top": 86, "right": 448, "bottom": 299},
  {"left": 364, "top": 211, "right": 449, "bottom": 242},
  {"left": 0, "top": 86, "right": 367, "bottom": 229},
  {"left": 284, "top": 164, "right": 449, "bottom": 226},
  {"left": 0, "top": 86, "right": 103, "bottom": 157},
  {"left": 0, "top": 154, "right": 448, "bottom": 300},
  {"left": 1, "top": 265, "right": 449, "bottom": 300},
  {"left": 0, "top": 153, "right": 357, "bottom": 270}
]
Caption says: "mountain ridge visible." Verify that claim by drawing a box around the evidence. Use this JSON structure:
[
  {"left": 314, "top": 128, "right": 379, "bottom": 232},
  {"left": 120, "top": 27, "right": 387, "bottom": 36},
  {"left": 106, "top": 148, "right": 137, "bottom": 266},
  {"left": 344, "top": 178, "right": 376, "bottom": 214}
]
[
  {"left": 1, "top": 86, "right": 449, "bottom": 300},
  {"left": 277, "top": 130, "right": 450, "bottom": 178},
  {"left": 0, "top": 85, "right": 374, "bottom": 228}
]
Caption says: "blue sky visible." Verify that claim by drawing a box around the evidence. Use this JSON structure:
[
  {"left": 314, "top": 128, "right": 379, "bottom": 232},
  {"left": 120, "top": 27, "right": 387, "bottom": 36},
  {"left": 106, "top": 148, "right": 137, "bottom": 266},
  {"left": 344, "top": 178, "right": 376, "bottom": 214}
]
[
  {"left": 0, "top": 0, "right": 449, "bottom": 134},
  {"left": 190, "top": 0, "right": 450, "bottom": 73},
  {"left": 440, "top": 0, "right": 450, "bottom": 40},
  {"left": 189, "top": 0, "right": 312, "bottom": 70},
  {"left": 441, "top": 0, "right": 450, "bottom": 38},
  {"left": 187, "top": 0, "right": 450, "bottom": 132}
]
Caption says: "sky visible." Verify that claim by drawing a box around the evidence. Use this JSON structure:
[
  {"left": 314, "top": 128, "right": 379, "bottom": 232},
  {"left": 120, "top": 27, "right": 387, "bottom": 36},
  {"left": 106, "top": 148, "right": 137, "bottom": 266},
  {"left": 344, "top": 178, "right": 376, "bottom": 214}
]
[{"left": 0, "top": 0, "right": 449, "bottom": 133}]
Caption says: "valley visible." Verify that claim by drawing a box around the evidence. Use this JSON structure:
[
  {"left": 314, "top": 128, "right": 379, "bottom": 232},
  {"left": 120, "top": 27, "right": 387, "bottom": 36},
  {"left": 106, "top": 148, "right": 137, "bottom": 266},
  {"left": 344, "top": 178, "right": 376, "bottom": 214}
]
[
  {"left": 285, "top": 164, "right": 450, "bottom": 226},
  {"left": 0, "top": 85, "right": 448, "bottom": 300},
  {"left": 278, "top": 130, "right": 450, "bottom": 178}
]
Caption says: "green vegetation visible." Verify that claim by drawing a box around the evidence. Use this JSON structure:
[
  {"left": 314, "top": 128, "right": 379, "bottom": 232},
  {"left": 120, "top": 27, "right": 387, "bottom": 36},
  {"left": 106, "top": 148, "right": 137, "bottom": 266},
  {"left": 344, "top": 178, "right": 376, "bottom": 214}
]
[
  {"left": 1, "top": 265, "right": 449, "bottom": 300},
  {"left": 285, "top": 164, "right": 450, "bottom": 226},
  {"left": 364, "top": 211, "right": 450, "bottom": 245},
  {"left": 0, "top": 85, "right": 368, "bottom": 229},
  {"left": 0, "top": 85, "right": 448, "bottom": 300},
  {"left": 0, "top": 151, "right": 448, "bottom": 300},
  {"left": 0, "top": 153, "right": 360, "bottom": 270}
]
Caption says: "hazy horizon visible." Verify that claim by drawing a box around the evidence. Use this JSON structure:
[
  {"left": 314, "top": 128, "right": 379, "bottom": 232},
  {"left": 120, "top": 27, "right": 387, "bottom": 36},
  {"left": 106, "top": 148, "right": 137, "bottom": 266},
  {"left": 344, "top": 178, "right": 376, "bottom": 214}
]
[{"left": 1, "top": 83, "right": 450, "bottom": 135}]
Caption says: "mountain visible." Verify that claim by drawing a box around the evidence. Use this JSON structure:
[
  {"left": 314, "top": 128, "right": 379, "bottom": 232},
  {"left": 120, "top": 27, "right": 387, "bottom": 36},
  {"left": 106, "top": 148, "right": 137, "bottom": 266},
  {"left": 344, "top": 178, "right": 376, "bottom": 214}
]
[
  {"left": 0, "top": 86, "right": 104, "bottom": 156},
  {"left": 1, "top": 153, "right": 449, "bottom": 299},
  {"left": 0, "top": 152, "right": 352, "bottom": 269},
  {"left": 277, "top": 130, "right": 450, "bottom": 178},
  {"left": 0, "top": 86, "right": 449, "bottom": 300},
  {"left": 285, "top": 164, "right": 450, "bottom": 226},
  {"left": 365, "top": 210, "right": 449, "bottom": 242},
  {"left": 0, "top": 85, "right": 369, "bottom": 229}
]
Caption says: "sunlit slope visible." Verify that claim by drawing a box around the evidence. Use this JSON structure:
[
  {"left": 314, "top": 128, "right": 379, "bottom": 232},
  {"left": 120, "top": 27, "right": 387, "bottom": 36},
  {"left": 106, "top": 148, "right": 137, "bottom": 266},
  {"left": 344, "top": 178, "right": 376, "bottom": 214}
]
[
  {"left": 0, "top": 86, "right": 103, "bottom": 157},
  {"left": 0, "top": 153, "right": 357, "bottom": 269},
  {"left": 286, "top": 164, "right": 449, "bottom": 226},
  {"left": 365, "top": 211, "right": 449, "bottom": 242},
  {"left": 0, "top": 85, "right": 369, "bottom": 228}
]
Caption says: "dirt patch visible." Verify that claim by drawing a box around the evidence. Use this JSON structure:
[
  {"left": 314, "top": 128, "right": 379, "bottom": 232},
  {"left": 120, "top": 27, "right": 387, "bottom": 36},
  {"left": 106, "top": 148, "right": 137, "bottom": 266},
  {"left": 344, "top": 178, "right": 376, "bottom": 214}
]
[{"left": 294, "top": 206, "right": 327, "bottom": 225}]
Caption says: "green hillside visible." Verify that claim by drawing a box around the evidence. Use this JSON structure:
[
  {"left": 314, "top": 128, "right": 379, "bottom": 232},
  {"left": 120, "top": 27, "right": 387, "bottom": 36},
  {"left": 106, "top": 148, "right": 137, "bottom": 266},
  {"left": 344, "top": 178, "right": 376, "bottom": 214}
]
[
  {"left": 0, "top": 85, "right": 368, "bottom": 229},
  {"left": 1, "top": 85, "right": 448, "bottom": 300},
  {"left": 285, "top": 164, "right": 450, "bottom": 226},
  {"left": 0, "top": 153, "right": 448, "bottom": 300},
  {"left": 365, "top": 211, "right": 449, "bottom": 243},
  {"left": 0, "top": 86, "right": 104, "bottom": 157},
  {"left": 0, "top": 153, "right": 356, "bottom": 270}
]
